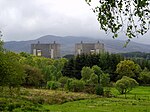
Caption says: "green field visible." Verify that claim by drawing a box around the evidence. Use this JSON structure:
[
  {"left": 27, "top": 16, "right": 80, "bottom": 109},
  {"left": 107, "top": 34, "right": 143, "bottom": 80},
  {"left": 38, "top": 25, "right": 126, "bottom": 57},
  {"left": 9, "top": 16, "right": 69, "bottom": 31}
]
[
  {"left": 0, "top": 86, "right": 150, "bottom": 112},
  {"left": 45, "top": 86, "right": 150, "bottom": 112},
  {"left": 45, "top": 98, "right": 150, "bottom": 112}
]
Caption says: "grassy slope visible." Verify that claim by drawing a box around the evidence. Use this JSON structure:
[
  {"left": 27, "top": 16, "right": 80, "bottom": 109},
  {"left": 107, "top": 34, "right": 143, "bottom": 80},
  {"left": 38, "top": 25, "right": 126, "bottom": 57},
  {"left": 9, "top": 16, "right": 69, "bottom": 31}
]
[
  {"left": 0, "top": 88, "right": 97, "bottom": 111},
  {"left": 0, "top": 86, "right": 150, "bottom": 112},
  {"left": 44, "top": 86, "right": 150, "bottom": 112}
]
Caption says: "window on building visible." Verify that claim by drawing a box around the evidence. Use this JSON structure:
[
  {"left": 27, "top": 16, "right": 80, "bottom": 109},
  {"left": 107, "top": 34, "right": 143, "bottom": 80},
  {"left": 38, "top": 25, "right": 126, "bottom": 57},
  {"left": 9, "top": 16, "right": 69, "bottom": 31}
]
[
  {"left": 90, "top": 50, "right": 95, "bottom": 54},
  {"left": 37, "top": 50, "right": 42, "bottom": 56}
]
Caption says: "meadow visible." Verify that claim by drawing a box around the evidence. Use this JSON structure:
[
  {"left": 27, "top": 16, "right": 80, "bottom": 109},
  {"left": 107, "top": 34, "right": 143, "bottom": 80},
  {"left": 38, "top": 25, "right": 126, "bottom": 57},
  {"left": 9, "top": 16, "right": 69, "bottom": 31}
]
[
  {"left": 45, "top": 86, "right": 150, "bottom": 112},
  {"left": 0, "top": 86, "right": 149, "bottom": 112}
]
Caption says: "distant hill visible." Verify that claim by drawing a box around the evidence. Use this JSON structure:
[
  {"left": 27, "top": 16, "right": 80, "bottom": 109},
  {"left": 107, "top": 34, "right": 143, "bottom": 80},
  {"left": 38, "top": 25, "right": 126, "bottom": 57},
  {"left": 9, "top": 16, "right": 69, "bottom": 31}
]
[{"left": 4, "top": 35, "right": 150, "bottom": 56}]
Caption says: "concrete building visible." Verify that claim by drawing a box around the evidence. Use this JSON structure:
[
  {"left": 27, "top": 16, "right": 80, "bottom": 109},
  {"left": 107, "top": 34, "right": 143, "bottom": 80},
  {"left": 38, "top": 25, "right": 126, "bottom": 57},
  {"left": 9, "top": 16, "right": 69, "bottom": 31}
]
[
  {"left": 31, "top": 41, "right": 60, "bottom": 59},
  {"left": 75, "top": 41, "right": 104, "bottom": 55}
]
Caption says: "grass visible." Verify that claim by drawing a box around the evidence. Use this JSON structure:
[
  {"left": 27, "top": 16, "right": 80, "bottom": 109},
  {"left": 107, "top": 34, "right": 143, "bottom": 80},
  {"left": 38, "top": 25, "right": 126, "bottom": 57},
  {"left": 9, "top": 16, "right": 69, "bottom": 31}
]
[
  {"left": 0, "top": 86, "right": 150, "bottom": 112},
  {"left": 0, "top": 87, "right": 97, "bottom": 111},
  {"left": 44, "top": 98, "right": 150, "bottom": 112},
  {"left": 44, "top": 86, "right": 150, "bottom": 112},
  {"left": 111, "top": 86, "right": 150, "bottom": 100}
]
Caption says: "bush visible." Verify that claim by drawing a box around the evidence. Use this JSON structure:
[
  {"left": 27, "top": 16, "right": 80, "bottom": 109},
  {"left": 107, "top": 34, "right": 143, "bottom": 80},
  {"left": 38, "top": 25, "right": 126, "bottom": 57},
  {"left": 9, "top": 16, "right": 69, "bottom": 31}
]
[
  {"left": 47, "top": 81, "right": 61, "bottom": 90},
  {"left": 65, "top": 79, "right": 85, "bottom": 92},
  {"left": 104, "top": 87, "right": 112, "bottom": 97},
  {"left": 23, "top": 65, "right": 44, "bottom": 88},
  {"left": 95, "top": 84, "right": 104, "bottom": 95},
  {"left": 58, "top": 76, "right": 69, "bottom": 87},
  {"left": 84, "top": 85, "right": 95, "bottom": 94}
]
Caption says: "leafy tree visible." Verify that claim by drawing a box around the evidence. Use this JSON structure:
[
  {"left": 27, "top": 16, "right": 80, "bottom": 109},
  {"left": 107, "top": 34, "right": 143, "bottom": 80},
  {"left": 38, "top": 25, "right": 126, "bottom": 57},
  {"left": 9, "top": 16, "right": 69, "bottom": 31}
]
[
  {"left": 85, "top": 0, "right": 150, "bottom": 40},
  {"left": 74, "top": 54, "right": 100, "bottom": 79},
  {"left": 88, "top": 73, "right": 98, "bottom": 85},
  {"left": 23, "top": 65, "right": 44, "bottom": 88},
  {"left": 81, "top": 67, "right": 94, "bottom": 82},
  {"left": 139, "top": 67, "right": 150, "bottom": 85},
  {"left": 116, "top": 60, "right": 142, "bottom": 79},
  {"left": 0, "top": 51, "right": 24, "bottom": 91},
  {"left": 92, "top": 65, "right": 110, "bottom": 86},
  {"left": 101, "top": 73, "right": 110, "bottom": 87},
  {"left": 92, "top": 65, "right": 103, "bottom": 84},
  {"left": 116, "top": 76, "right": 139, "bottom": 98}
]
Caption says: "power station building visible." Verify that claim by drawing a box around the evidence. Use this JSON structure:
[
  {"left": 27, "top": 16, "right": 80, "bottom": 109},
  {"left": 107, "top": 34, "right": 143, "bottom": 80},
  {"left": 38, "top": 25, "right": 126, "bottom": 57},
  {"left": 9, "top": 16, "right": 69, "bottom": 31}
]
[
  {"left": 75, "top": 41, "right": 104, "bottom": 55},
  {"left": 31, "top": 41, "right": 60, "bottom": 59}
]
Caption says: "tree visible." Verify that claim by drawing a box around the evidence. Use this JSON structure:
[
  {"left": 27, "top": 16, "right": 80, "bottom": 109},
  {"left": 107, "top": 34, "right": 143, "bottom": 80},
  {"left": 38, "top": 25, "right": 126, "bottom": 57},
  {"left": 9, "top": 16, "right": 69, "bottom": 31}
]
[
  {"left": 85, "top": 0, "right": 150, "bottom": 41},
  {"left": 62, "top": 58, "right": 76, "bottom": 78},
  {"left": 116, "top": 76, "right": 138, "bottom": 98},
  {"left": 116, "top": 60, "right": 142, "bottom": 79},
  {"left": 23, "top": 65, "right": 44, "bottom": 88},
  {"left": 88, "top": 73, "right": 98, "bottom": 85},
  {"left": 138, "top": 67, "right": 150, "bottom": 85},
  {"left": 81, "top": 67, "right": 94, "bottom": 82},
  {"left": 92, "top": 65, "right": 103, "bottom": 84},
  {"left": 0, "top": 51, "right": 24, "bottom": 91}
]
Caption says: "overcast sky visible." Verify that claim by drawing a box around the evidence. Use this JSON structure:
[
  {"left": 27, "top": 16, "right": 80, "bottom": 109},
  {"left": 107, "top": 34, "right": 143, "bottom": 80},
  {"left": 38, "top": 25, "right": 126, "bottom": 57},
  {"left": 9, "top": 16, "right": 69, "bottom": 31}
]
[{"left": 0, "top": 0, "right": 150, "bottom": 44}]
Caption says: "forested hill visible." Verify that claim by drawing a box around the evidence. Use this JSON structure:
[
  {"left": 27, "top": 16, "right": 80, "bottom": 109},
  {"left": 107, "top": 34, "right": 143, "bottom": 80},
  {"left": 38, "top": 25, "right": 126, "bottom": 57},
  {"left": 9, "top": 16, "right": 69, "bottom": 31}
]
[
  {"left": 119, "top": 52, "right": 150, "bottom": 59},
  {"left": 4, "top": 35, "right": 150, "bottom": 56}
]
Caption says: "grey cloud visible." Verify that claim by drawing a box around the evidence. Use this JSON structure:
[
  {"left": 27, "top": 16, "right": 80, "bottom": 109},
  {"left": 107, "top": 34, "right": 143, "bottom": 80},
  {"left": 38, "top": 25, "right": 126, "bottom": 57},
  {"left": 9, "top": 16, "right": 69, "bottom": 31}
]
[{"left": 0, "top": 0, "right": 149, "bottom": 45}]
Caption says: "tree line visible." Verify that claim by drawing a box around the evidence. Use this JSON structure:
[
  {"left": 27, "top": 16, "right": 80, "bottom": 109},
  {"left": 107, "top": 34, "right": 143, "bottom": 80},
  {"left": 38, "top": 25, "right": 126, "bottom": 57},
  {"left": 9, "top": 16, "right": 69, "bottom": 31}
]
[{"left": 0, "top": 39, "right": 150, "bottom": 96}]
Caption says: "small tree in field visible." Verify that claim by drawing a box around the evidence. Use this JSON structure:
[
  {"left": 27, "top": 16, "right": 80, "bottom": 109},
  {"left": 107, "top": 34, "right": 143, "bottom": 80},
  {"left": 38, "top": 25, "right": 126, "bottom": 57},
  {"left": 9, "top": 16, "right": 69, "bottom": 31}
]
[{"left": 116, "top": 76, "right": 138, "bottom": 98}]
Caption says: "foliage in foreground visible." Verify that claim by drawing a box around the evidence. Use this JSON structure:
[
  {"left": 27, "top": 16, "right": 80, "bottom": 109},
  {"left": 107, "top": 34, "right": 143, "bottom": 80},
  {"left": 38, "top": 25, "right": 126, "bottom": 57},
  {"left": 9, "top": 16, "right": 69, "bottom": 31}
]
[{"left": 85, "top": 0, "right": 150, "bottom": 40}]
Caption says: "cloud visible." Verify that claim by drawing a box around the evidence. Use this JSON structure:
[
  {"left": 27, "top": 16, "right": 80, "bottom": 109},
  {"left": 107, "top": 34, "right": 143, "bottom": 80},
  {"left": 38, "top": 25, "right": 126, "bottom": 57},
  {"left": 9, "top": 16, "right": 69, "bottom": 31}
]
[
  {"left": 0, "top": 0, "right": 149, "bottom": 45},
  {"left": 0, "top": 0, "right": 105, "bottom": 41}
]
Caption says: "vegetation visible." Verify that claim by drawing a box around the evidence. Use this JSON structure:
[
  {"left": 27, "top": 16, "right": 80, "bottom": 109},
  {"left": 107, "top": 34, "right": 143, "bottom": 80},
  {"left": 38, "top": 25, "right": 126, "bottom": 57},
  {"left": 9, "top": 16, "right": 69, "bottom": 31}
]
[
  {"left": 115, "top": 76, "right": 139, "bottom": 98},
  {"left": 1, "top": 39, "right": 150, "bottom": 111},
  {"left": 139, "top": 67, "right": 150, "bottom": 85},
  {"left": 116, "top": 60, "right": 142, "bottom": 80},
  {"left": 85, "top": 0, "right": 150, "bottom": 41},
  {"left": 44, "top": 86, "right": 150, "bottom": 112}
]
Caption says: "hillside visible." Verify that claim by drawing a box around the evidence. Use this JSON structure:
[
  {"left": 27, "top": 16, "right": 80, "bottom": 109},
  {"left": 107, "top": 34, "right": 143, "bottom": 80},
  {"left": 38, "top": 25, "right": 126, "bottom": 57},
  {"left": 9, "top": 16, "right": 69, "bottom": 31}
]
[{"left": 4, "top": 35, "right": 150, "bottom": 56}]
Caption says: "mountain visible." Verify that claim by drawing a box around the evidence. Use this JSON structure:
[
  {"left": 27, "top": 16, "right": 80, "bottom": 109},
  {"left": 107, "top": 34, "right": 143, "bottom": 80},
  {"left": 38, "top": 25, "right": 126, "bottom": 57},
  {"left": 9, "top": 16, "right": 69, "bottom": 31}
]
[{"left": 4, "top": 35, "right": 150, "bottom": 56}]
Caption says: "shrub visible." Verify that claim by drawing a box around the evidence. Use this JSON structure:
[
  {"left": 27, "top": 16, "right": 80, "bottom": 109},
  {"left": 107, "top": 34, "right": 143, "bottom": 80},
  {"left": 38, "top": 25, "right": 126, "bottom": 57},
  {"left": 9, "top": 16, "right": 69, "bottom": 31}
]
[
  {"left": 47, "top": 81, "right": 61, "bottom": 90},
  {"left": 104, "top": 87, "right": 112, "bottom": 97},
  {"left": 23, "top": 65, "right": 44, "bottom": 88},
  {"left": 84, "top": 85, "right": 95, "bottom": 94},
  {"left": 65, "top": 79, "right": 85, "bottom": 92},
  {"left": 95, "top": 84, "right": 104, "bottom": 95},
  {"left": 58, "top": 76, "right": 69, "bottom": 87}
]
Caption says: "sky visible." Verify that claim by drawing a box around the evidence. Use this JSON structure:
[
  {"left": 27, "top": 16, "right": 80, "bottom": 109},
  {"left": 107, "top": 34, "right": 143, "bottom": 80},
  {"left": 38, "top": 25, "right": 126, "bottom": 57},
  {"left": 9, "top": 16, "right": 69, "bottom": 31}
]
[{"left": 0, "top": 0, "right": 150, "bottom": 44}]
